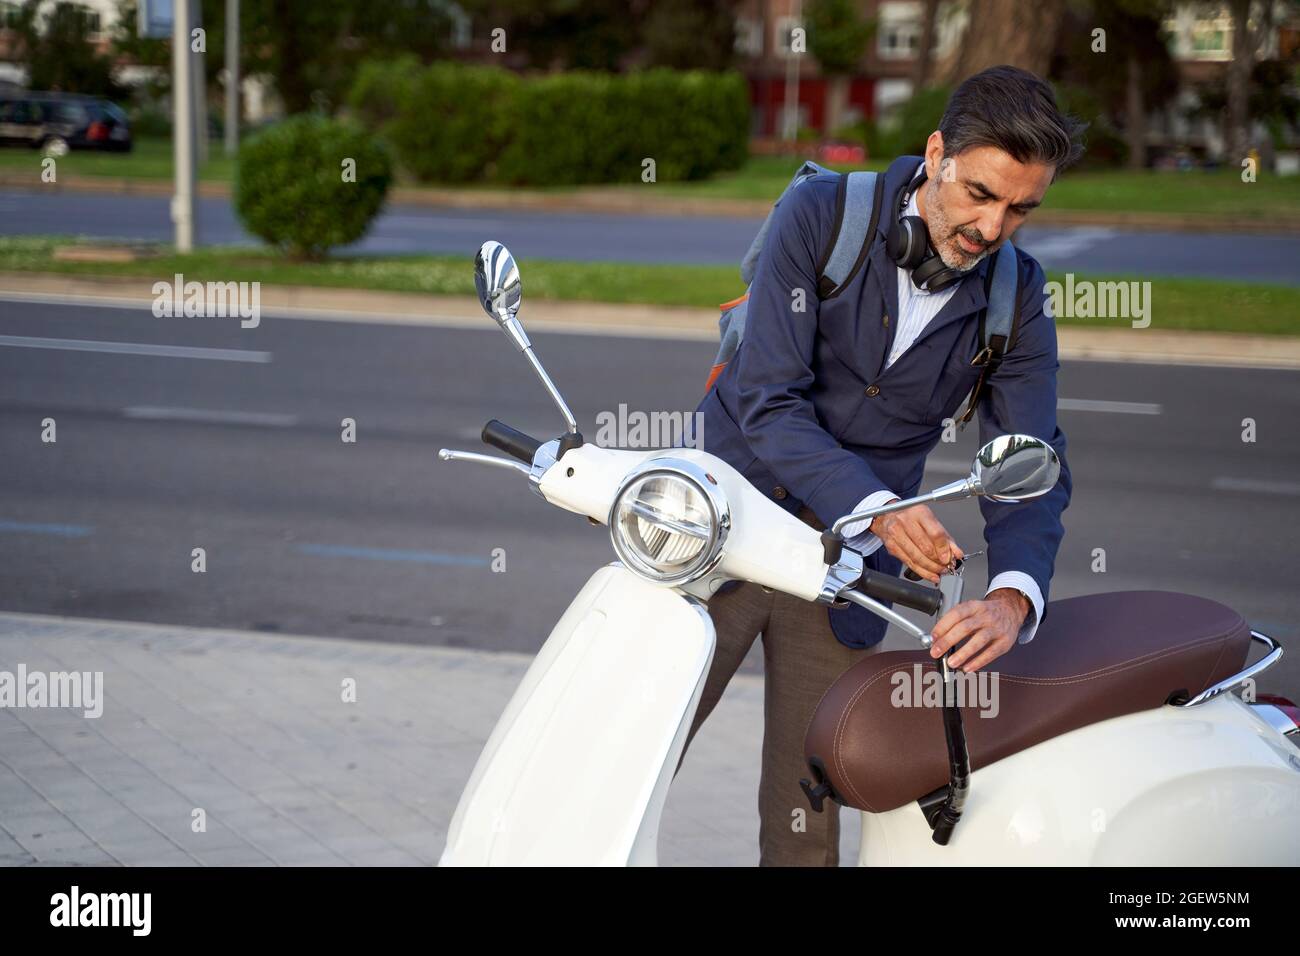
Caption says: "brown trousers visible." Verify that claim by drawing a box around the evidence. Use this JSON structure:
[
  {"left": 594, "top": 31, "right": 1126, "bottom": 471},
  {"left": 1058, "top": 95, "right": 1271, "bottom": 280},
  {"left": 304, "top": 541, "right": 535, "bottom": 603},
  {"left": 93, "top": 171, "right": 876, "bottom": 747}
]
[{"left": 675, "top": 570, "right": 885, "bottom": 866}]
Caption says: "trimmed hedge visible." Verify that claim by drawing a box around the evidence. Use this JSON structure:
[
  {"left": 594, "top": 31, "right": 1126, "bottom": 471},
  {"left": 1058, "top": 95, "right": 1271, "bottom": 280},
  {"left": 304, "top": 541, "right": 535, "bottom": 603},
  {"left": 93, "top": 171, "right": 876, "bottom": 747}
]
[
  {"left": 347, "top": 63, "right": 749, "bottom": 186},
  {"left": 234, "top": 115, "right": 393, "bottom": 259}
]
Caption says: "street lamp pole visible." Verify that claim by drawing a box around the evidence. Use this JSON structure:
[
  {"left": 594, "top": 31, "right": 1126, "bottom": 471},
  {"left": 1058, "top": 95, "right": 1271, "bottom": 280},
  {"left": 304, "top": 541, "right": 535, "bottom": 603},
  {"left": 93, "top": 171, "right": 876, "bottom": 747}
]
[
  {"left": 225, "top": 0, "right": 239, "bottom": 156},
  {"left": 172, "top": 0, "right": 196, "bottom": 251}
]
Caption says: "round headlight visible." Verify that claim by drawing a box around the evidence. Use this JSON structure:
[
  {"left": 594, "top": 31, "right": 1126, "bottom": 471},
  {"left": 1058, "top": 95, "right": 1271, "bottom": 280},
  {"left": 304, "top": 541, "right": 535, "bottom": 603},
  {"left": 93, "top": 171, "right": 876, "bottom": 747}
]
[{"left": 609, "top": 461, "right": 728, "bottom": 585}]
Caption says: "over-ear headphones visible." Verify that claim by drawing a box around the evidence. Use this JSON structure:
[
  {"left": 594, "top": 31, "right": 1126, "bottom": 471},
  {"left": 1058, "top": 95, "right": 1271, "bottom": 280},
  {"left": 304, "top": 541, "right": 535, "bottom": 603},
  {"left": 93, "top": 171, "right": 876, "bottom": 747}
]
[{"left": 885, "top": 165, "right": 969, "bottom": 293}]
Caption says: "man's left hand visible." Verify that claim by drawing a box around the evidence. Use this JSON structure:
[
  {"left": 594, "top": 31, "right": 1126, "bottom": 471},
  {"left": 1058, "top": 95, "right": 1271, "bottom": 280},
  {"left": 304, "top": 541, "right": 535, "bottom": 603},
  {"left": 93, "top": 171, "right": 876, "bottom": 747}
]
[{"left": 929, "top": 588, "right": 1029, "bottom": 672}]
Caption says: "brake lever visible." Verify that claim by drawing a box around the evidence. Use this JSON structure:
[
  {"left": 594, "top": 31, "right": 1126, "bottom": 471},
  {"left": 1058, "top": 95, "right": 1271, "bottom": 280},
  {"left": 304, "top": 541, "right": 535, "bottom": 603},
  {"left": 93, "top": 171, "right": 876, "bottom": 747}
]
[{"left": 438, "top": 448, "right": 531, "bottom": 477}]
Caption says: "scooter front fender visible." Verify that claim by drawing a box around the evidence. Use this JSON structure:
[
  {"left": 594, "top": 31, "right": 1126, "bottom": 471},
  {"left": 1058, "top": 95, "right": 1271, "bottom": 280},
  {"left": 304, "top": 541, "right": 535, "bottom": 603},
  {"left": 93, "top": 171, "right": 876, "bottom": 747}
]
[{"left": 440, "top": 563, "right": 715, "bottom": 866}]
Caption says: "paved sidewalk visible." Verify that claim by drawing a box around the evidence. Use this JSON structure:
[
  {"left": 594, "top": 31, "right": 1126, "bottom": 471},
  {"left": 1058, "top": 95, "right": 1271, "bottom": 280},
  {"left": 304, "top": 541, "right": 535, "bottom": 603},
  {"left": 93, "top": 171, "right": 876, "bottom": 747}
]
[
  {"left": 0, "top": 611, "right": 861, "bottom": 867},
  {"left": 3, "top": 272, "right": 1298, "bottom": 369}
]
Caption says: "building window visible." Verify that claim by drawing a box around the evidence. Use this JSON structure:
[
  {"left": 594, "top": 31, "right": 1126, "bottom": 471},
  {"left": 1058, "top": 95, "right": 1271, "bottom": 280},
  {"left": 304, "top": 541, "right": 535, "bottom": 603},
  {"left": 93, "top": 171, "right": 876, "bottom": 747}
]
[
  {"left": 878, "top": 1, "right": 922, "bottom": 60},
  {"left": 879, "top": 24, "right": 920, "bottom": 59},
  {"left": 0, "top": 1, "right": 22, "bottom": 30},
  {"left": 1164, "top": 5, "right": 1234, "bottom": 62},
  {"left": 735, "top": 16, "right": 763, "bottom": 57},
  {"left": 1191, "top": 23, "right": 1229, "bottom": 56}
]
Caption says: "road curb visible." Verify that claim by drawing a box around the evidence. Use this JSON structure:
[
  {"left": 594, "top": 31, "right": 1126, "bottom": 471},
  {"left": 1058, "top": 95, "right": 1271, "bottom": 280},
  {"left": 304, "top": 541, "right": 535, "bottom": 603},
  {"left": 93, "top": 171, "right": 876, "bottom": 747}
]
[
  {"left": 4, "top": 172, "right": 1298, "bottom": 234},
  {"left": 4, "top": 270, "right": 1300, "bottom": 368}
]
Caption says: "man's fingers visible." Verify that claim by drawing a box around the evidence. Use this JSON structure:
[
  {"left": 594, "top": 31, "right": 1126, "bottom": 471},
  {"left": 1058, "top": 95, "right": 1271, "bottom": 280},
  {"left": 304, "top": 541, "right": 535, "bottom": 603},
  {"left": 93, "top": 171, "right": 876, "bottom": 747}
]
[
  {"left": 958, "top": 642, "right": 1008, "bottom": 674},
  {"left": 887, "top": 535, "right": 941, "bottom": 583},
  {"left": 930, "top": 604, "right": 982, "bottom": 655},
  {"left": 946, "top": 628, "right": 993, "bottom": 669},
  {"left": 915, "top": 510, "right": 953, "bottom": 566},
  {"left": 899, "top": 519, "right": 944, "bottom": 572}
]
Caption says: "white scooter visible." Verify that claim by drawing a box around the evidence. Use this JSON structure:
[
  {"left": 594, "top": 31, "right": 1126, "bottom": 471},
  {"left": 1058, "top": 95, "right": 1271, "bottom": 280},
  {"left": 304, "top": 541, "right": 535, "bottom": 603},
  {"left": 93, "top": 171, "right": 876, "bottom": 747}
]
[{"left": 438, "top": 241, "right": 1300, "bottom": 866}]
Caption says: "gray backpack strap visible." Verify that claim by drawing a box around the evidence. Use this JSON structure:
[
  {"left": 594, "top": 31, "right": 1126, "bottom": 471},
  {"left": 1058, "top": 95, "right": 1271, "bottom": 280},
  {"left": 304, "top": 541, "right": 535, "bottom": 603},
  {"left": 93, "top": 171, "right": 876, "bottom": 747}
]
[
  {"left": 740, "top": 160, "right": 831, "bottom": 286},
  {"left": 957, "top": 241, "right": 1021, "bottom": 429},
  {"left": 817, "top": 171, "right": 883, "bottom": 299},
  {"left": 983, "top": 241, "right": 1020, "bottom": 348}
]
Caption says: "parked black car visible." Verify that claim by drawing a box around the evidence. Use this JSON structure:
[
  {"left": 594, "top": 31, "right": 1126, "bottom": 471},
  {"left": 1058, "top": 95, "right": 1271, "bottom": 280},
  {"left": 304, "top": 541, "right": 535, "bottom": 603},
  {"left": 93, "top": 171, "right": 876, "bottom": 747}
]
[{"left": 0, "top": 92, "right": 132, "bottom": 155}]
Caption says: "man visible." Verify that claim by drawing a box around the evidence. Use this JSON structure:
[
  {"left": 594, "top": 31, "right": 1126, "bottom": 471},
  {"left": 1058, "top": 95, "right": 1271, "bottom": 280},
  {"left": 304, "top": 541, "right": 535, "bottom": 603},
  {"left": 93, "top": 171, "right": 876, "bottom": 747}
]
[{"left": 678, "top": 66, "right": 1082, "bottom": 866}]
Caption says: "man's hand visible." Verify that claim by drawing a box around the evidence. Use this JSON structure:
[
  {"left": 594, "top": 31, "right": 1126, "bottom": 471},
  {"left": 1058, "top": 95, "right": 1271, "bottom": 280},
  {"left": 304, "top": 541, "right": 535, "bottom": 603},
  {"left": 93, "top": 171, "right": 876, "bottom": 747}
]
[
  {"left": 871, "top": 502, "right": 963, "bottom": 583},
  {"left": 929, "top": 588, "right": 1029, "bottom": 672}
]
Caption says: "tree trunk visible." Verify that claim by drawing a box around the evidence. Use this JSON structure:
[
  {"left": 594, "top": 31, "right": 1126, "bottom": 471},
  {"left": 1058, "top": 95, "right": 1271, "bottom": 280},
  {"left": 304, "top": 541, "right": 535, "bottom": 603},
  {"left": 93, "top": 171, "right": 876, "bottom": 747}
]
[
  {"left": 944, "top": 0, "right": 1066, "bottom": 83},
  {"left": 912, "top": 0, "right": 939, "bottom": 90},
  {"left": 271, "top": 0, "right": 311, "bottom": 114},
  {"left": 1125, "top": 48, "right": 1147, "bottom": 170},
  {"left": 1224, "top": 0, "right": 1253, "bottom": 163}
]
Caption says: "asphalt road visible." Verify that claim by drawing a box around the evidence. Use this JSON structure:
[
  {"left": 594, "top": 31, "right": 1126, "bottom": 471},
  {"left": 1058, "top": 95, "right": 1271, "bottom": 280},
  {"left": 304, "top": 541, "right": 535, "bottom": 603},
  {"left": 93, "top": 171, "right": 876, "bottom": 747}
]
[
  {"left": 1, "top": 298, "right": 1297, "bottom": 698},
  {"left": 2, "top": 189, "right": 1298, "bottom": 283}
]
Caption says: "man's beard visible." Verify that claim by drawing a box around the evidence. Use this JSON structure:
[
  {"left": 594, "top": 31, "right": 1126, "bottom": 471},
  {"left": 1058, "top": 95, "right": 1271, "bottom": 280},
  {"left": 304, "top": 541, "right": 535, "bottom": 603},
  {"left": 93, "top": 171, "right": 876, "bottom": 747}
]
[{"left": 924, "top": 179, "right": 995, "bottom": 271}]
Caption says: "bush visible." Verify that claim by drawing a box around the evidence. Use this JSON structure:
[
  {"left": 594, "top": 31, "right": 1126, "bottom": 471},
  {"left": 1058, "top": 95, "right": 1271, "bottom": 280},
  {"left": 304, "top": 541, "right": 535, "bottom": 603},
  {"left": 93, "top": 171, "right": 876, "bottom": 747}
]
[
  {"left": 892, "top": 85, "right": 950, "bottom": 156},
  {"left": 1053, "top": 83, "right": 1126, "bottom": 169},
  {"left": 234, "top": 115, "right": 393, "bottom": 259},
  {"left": 352, "top": 62, "right": 520, "bottom": 183},
  {"left": 348, "top": 62, "right": 749, "bottom": 186}
]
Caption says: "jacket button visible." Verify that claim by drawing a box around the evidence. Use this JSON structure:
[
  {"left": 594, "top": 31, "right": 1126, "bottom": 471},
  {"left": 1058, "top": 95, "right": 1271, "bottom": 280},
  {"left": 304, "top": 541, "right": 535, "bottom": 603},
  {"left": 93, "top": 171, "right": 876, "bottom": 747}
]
[
  {"left": 772, "top": 486, "right": 788, "bottom": 500},
  {"left": 865, "top": 384, "right": 881, "bottom": 397}
]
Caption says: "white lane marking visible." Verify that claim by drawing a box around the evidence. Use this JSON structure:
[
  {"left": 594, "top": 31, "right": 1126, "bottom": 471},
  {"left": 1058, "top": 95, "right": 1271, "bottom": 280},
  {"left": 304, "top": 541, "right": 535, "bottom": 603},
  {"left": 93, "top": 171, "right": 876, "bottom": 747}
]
[
  {"left": 0, "top": 334, "right": 270, "bottom": 363},
  {"left": 1211, "top": 477, "right": 1300, "bottom": 496},
  {"left": 1057, "top": 397, "right": 1162, "bottom": 415},
  {"left": 1015, "top": 227, "right": 1118, "bottom": 262},
  {"left": 123, "top": 406, "right": 297, "bottom": 427}
]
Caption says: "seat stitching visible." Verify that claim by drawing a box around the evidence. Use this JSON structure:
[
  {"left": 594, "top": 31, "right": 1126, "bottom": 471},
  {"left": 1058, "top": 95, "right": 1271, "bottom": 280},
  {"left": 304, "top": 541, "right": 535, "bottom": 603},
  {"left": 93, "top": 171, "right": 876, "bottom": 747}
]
[{"left": 834, "top": 663, "right": 926, "bottom": 811}]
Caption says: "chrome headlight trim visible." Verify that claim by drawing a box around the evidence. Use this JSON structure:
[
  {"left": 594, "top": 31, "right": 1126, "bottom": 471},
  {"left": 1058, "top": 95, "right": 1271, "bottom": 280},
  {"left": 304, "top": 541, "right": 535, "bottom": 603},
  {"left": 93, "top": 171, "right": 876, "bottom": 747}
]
[{"left": 607, "top": 457, "right": 731, "bottom": 586}]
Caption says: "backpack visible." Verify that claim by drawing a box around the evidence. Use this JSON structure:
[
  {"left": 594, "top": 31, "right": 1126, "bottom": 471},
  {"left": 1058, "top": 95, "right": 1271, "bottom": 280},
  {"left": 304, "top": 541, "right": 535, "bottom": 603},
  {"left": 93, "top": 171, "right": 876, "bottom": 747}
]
[{"left": 704, "top": 160, "right": 1022, "bottom": 430}]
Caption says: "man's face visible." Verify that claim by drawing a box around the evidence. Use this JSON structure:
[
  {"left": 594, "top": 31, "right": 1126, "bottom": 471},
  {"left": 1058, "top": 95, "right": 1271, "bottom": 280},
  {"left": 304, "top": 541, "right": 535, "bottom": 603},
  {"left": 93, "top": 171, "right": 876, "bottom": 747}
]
[{"left": 917, "top": 134, "right": 1055, "bottom": 271}]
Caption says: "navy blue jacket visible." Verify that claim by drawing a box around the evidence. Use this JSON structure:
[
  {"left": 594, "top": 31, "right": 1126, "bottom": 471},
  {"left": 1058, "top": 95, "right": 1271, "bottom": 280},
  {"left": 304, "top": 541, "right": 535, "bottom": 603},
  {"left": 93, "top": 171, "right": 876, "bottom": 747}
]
[{"left": 693, "top": 155, "right": 1071, "bottom": 649}]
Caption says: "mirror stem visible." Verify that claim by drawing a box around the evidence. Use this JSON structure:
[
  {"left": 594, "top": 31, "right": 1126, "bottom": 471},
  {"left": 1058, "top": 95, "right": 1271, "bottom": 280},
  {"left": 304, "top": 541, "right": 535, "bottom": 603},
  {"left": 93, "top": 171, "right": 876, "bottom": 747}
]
[
  {"left": 830, "top": 476, "right": 979, "bottom": 537},
  {"left": 522, "top": 346, "right": 580, "bottom": 435}
]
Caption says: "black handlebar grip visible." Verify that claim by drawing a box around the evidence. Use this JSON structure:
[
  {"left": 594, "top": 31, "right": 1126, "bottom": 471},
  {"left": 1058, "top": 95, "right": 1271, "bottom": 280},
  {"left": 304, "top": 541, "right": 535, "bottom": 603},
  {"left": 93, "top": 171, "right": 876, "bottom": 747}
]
[
  {"left": 481, "top": 419, "right": 543, "bottom": 464},
  {"left": 858, "top": 568, "right": 942, "bottom": 616}
]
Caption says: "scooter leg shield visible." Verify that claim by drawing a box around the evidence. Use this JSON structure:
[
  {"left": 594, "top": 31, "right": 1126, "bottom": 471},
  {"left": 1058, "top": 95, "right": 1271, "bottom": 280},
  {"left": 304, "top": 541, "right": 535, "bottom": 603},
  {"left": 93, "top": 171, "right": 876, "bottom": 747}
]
[{"left": 440, "top": 563, "right": 715, "bottom": 866}]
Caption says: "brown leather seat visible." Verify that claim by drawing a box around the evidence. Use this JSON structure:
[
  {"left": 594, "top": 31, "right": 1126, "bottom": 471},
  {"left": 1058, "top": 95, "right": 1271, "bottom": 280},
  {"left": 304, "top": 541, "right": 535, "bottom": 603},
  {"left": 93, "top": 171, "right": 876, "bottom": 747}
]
[{"left": 804, "top": 591, "right": 1251, "bottom": 813}]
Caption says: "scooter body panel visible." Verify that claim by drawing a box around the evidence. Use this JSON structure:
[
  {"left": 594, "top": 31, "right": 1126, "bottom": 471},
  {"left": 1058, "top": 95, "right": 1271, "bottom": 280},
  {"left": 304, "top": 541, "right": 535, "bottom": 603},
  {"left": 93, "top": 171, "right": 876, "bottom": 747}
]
[
  {"left": 859, "top": 694, "right": 1300, "bottom": 865},
  {"left": 440, "top": 563, "right": 715, "bottom": 866}
]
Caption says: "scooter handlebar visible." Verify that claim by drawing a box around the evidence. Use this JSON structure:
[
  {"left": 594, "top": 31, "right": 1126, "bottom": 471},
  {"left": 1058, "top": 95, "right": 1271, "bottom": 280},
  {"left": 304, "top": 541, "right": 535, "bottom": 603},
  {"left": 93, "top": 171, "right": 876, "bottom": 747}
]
[
  {"left": 481, "top": 419, "right": 543, "bottom": 464},
  {"left": 857, "top": 568, "right": 942, "bottom": 616}
]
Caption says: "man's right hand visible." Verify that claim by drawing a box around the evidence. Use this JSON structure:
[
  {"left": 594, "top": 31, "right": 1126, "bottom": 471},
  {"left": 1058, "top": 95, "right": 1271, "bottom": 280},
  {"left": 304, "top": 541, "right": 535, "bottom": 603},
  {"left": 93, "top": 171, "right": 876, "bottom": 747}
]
[{"left": 871, "top": 501, "right": 963, "bottom": 583}]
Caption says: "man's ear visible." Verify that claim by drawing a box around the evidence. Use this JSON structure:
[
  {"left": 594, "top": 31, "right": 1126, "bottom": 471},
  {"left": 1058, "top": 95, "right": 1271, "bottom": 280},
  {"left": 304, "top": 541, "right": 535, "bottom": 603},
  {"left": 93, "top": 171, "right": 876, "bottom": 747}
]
[{"left": 924, "top": 131, "right": 945, "bottom": 179}]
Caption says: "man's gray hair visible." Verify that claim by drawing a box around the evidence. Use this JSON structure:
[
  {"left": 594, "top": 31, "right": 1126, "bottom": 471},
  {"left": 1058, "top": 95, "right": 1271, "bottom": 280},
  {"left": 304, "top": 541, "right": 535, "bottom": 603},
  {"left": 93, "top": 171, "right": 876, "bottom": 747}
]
[{"left": 939, "top": 66, "right": 1087, "bottom": 176}]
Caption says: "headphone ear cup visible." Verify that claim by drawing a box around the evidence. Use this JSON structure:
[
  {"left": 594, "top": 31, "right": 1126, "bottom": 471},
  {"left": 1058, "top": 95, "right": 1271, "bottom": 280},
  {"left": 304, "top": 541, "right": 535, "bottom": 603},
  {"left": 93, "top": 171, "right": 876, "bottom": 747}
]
[
  {"left": 887, "top": 215, "right": 929, "bottom": 270},
  {"left": 913, "top": 257, "right": 963, "bottom": 293}
]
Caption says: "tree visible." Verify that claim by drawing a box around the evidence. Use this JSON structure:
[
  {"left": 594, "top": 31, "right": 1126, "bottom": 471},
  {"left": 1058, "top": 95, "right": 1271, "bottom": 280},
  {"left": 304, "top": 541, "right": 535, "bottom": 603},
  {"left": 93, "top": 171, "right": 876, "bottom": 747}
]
[
  {"left": 1223, "top": 0, "right": 1278, "bottom": 162},
  {"left": 643, "top": 0, "right": 739, "bottom": 70},
  {"left": 912, "top": 0, "right": 941, "bottom": 90},
  {"left": 1056, "top": 0, "right": 1178, "bottom": 169},
  {"left": 806, "top": 0, "right": 874, "bottom": 135},
  {"left": 1191, "top": 58, "right": 1300, "bottom": 168},
  {"left": 943, "top": 0, "right": 1067, "bottom": 83},
  {"left": 112, "top": 1, "right": 456, "bottom": 116},
  {"left": 14, "top": 0, "right": 119, "bottom": 96},
  {"left": 477, "top": 0, "right": 646, "bottom": 72}
]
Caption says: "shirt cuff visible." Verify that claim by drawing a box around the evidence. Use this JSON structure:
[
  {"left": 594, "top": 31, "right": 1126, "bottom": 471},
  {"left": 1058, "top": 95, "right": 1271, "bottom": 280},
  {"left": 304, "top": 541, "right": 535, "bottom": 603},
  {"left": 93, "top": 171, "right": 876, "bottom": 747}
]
[
  {"left": 987, "top": 571, "right": 1044, "bottom": 644},
  {"left": 841, "top": 490, "right": 899, "bottom": 557}
]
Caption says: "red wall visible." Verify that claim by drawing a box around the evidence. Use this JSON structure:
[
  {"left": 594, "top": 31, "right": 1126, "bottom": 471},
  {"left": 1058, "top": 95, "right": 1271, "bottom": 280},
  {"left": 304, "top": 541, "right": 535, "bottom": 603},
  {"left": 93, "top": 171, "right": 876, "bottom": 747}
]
[{"left": 750, "top": 76, "right": 876, "bottom": 136}]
